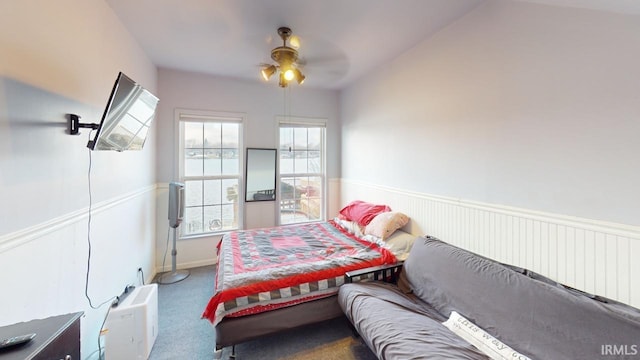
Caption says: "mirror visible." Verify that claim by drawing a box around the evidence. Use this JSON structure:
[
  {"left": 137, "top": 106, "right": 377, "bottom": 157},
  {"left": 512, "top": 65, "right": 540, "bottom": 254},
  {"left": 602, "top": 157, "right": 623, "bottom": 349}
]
[{"left": 245, "top": 148, "right": 277, "bottom": 202}]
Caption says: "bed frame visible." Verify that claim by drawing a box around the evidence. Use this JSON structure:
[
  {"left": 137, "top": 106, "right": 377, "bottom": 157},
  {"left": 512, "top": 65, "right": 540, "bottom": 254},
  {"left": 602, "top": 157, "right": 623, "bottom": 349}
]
[
  {"left": 213, "top": 263, "right": 405, "bottom": 359},
  {"left": 213, "top": 295, "right": 344, "bottom": 358},
  {"left": 209, "top": 219, "right": 402, "bottom": 358}
]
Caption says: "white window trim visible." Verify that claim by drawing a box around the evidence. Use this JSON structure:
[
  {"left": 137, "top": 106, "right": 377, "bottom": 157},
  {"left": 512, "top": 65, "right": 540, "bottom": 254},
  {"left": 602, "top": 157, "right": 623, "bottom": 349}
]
[
  {"left": 175, "top": 108, "right": 246, "bottom": 238},
  {"left": 276, "top": 116, "right": 327, "bottom": 225}
]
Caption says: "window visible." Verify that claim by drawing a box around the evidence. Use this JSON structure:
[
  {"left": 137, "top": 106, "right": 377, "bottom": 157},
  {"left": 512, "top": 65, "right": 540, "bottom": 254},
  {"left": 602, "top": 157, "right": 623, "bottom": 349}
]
[
  {"left": 278, "top": 118, "right": 326, "bottom": 225},
  {"left": 177, "top": 109, "right": 243, "bottom": 236}
]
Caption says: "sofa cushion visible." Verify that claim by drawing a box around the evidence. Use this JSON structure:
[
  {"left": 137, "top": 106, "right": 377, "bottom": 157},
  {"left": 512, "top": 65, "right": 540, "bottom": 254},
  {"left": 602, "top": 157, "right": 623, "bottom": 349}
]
[
  {"left": 339, "top": 281, "right": 489, "bottom": 360},
  {"left": 400, "top": 236, "right": 640, "bottom": 360}
]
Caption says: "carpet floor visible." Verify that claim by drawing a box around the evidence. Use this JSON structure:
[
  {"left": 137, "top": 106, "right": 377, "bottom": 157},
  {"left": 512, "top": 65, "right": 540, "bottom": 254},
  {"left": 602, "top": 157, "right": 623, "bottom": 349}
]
[{"left": 148, "top": 265, "right": 377, "bottom": 360}]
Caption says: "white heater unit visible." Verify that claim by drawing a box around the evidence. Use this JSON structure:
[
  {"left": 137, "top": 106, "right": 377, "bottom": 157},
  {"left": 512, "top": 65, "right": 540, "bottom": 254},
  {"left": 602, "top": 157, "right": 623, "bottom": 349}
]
[{"left": 104, "top": 283, "right": 158, "bottom": 360}]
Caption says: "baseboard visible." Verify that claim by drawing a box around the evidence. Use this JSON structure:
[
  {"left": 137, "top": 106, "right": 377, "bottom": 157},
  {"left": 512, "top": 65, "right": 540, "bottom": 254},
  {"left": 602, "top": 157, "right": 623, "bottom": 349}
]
[{"left": 157, "top": 258, "right": 217, "bottom": 273}]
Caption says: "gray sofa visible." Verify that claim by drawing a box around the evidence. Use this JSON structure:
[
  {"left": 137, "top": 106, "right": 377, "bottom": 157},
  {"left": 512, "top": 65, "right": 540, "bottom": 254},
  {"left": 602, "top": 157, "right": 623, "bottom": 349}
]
[{"left": 339, "top": 235, "right": 640, "bottom": 359}]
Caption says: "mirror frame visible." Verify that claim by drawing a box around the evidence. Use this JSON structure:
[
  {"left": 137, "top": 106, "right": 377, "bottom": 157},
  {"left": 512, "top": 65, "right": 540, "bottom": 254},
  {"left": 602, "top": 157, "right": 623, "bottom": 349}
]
[{"left": 245, "top": 148, "right": 277, "bottom": 202}]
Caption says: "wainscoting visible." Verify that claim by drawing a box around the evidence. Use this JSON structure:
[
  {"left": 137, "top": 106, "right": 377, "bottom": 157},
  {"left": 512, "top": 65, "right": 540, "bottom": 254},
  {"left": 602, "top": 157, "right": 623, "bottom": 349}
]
[
  {"left": 0, "top": 184, "right": 157, "bottom": 358},
  {"left": 341, "top": 179, "right": 640, "bottom": 309}
]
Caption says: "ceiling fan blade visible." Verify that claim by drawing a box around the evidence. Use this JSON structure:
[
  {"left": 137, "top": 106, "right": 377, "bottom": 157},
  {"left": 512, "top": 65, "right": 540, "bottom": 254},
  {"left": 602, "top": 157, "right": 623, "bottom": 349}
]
[{"left": 297, "top": 54, "right": 349, "bottom": 76}]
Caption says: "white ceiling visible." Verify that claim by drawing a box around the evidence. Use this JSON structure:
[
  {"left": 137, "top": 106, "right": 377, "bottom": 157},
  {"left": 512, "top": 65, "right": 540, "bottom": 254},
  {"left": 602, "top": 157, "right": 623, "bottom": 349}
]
[
  {"left": 105, "top": 0, "right": 640, "bottom": 90},
  {"left": 513, "top": 0, "right": 640, "bottom": 15},
  {"left": 105, "top": 0, "right": 485, "bottom": 89}
]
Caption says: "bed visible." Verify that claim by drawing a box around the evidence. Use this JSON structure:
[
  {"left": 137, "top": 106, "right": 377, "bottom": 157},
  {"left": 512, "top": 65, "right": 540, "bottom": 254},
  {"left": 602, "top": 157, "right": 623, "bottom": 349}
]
[{"left": 202, "top": 211, "right": 413, "bottom": 357}]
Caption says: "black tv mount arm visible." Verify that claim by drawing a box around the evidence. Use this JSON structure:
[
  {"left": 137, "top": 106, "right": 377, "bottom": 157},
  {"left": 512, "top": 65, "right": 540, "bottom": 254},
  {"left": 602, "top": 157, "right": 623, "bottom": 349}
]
[{"left": 68, "top": 113, "right": 99, "bottom": 135}]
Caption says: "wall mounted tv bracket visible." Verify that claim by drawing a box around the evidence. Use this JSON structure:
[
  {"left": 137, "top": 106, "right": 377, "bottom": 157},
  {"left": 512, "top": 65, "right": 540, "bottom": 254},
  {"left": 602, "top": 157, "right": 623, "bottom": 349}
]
[{"left": 67, "top": 113, "right": 99, "bottom": 135}]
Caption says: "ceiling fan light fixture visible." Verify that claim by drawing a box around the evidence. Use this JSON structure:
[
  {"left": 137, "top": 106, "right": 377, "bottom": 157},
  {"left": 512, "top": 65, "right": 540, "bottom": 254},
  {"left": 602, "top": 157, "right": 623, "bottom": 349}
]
[
  {"left": 294, "top": 68, "right": 305, "bottom": 84},
  {"left": 278, "top": 72, "right": 288, "bottom": 88},
  {"left": 283, "top": 68, "right": 295, "bottom": 81},
  {"left": 261, "top": 27, "right": 306, "bottom": 88},
  {"left": 261, "top": 65, "right": 276, "bottom": 81}
]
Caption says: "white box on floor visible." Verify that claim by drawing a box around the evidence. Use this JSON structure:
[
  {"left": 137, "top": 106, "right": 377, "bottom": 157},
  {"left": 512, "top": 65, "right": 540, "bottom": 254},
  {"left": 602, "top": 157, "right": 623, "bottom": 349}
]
[{"left": 104, "top": 283, "right": 158, "bottom": 360}]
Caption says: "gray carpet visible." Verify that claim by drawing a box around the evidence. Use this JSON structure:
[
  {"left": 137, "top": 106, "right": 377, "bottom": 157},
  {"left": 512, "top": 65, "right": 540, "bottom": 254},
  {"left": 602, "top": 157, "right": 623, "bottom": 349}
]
[{"left": 149, "top": 265, "right": 377, "bottom": 360}]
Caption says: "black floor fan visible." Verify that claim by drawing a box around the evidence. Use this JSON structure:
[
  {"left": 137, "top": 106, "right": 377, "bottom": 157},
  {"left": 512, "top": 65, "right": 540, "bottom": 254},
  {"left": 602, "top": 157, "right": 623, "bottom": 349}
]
[{"left": 159, "top": 182, "right": 190, "bottom": 284}]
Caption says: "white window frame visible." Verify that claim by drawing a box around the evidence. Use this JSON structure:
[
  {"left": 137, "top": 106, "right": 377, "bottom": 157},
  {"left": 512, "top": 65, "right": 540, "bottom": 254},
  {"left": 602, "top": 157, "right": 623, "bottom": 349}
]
[
  {"left": 277, "top": 116, "right": 327, "bottom": 225},
  {"left": 176, "top": 108, "right": 245, "bottom": 238}
]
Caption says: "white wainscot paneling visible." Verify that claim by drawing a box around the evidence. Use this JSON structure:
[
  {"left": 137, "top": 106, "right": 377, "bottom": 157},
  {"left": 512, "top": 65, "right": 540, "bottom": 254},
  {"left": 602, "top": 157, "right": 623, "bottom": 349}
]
[
  {"left": 0, "top": 185, "right": 157, "bottom": 359},
  {"left": 340, "top": 179, "right": 640, "bottom": 309}
]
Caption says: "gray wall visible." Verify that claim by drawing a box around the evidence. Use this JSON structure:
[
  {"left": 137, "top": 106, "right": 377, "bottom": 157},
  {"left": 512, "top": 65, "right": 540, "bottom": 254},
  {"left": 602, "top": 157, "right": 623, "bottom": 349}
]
[
  {"left": 0, "top": 1, "right": 158, "bottom": 358},
  {"left": 153, "top": 68, "right": 340, "bottom": 268},
  {"left": 156, "top": 68, "right": 341, "bottom": 184},
  {"left": 341, "top": 0, "right": 640, "bottom": 226}
]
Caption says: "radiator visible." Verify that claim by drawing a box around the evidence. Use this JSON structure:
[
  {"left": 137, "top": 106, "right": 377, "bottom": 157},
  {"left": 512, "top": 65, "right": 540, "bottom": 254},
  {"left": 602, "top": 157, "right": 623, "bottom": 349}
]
[{"left": 104, "top": 283, "right": 158, "bottom": 360}]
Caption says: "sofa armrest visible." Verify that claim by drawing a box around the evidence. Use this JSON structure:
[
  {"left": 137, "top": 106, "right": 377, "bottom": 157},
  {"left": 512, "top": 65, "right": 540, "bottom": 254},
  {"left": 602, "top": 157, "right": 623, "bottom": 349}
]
[{"left": 345, "top": 262, "right": 404, "bottom": 284}]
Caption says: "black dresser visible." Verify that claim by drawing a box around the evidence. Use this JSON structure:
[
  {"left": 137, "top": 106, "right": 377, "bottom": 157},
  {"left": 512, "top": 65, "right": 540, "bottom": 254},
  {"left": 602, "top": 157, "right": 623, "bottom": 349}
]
[{"left": 0, "top": 312, "right": 83, "bottom": 360}]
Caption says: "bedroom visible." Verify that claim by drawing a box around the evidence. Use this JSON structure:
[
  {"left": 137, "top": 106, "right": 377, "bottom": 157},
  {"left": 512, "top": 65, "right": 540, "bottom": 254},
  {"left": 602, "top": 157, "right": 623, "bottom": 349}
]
[{"left": 1, "top": 0, "right": 639, "bottom": 359}]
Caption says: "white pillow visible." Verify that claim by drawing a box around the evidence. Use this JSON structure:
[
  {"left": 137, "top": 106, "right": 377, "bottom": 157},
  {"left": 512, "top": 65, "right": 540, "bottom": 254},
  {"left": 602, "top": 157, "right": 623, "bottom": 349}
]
[
  {"left": 442, "top": 311, "right": 531, "bottom": 360},
  {"left": 381, "top": 230, "right": 416, "bottom": 261},
  {"left": 333, "top": 217, "right": 364, "bottom": 237},
  {"left": 361, "top": 230, "right": 416, "bottom": 261}
]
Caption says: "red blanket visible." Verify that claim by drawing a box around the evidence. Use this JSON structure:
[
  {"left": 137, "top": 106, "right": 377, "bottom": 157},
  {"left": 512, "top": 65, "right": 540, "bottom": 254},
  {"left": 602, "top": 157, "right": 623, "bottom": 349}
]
[{"left": 202, "top": 221, "right": 396, "bottom": 324}]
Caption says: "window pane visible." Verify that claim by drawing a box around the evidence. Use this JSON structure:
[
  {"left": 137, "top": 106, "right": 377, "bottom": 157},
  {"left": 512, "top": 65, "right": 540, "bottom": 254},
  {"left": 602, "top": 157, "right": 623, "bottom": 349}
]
[
  {"left": 280, "top": 177, "right": 298, "bottom": 221},
  {"left": 300, "top": 176, "right": 322, "bottom": 221},
  {"left": 293, "top": 150, "right": 308, "bottom": 174},
  {"left": 180, "top": 113, "right": 242, "bottom": 235},
  {"left": 204, "top": 206, "right": 222, "bottom": 232},
  {"left": 222, "top": 148, "right": 239, "bottom": 175},
  {"left": 204, "top": 204, "right": 237, "bottom": 232},
  {"left": 279, "top": 124, "right": 325, "bottom": 225},
  {"left": 223, "top": 123, "right": 239, "bottom": 149},
  {"left": 308, "top": 151, "right": 321, "bottom": 173},
  {"left": 293, "top": 128, "right": 307, "bottom": 150},
  {"left": 222, "top": 179, "right": 239, "bottom": 205},
  {"left": 308, "top": 128, "right": 321, "bottom": 150},
  {"left": 221, "top": 203, "right": 237, "bottom": 229},
  {"left": 280, "top": 149, "right": 294, "bottom": 174},
  {"left": 280, "top": 128, "right": 293, "bottom": 151},
  {"left": 184, "top": 122, "right": 203, "bottom": 148},
  {"left": 183, "top": 207, "right": 203, "bottom": 236},
  {"left": 184, "top": 150, "right": 204, "bottom": 177},
  {"left": 204, "top": 123, "right": 222, "bottom": 148},
  {"left": 204, "top": 157, "right": 222, "bottom": 176},
  {"left": 204, "top": 180, "right": 221, "bottom": 206},
  {"left": 184, "top": 180, "right": 202, "bottom": 207}
]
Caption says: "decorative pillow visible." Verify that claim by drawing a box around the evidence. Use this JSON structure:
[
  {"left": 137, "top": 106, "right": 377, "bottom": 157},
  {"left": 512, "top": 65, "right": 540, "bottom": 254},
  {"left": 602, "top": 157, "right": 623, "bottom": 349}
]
[
  {"left": 381, "top": 230, "right": 416, "bottom": 261},
  {"left": 338, "top": 200, "right": 391, "bottom": 226},
  {"left": 442, "top": 311, "right": 531, "bottom": 360},
  {"left": 360, "top": 230, "right": 416, "bottom": 261},
  {"left": 364, "top": 211, "right": 409, "bottom": 239}
]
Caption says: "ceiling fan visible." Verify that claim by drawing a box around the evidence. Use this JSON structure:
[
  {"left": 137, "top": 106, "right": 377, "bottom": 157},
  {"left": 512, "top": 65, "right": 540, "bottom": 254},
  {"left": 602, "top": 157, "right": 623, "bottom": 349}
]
[{"left": 260, "top": 27, "right": 305, "bottom": 88}]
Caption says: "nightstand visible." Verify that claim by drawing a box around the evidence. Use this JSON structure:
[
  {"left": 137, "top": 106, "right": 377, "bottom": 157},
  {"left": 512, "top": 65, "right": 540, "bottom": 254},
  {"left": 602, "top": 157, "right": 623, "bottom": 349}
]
[{"left": 0, "top": 312, "right": 83, "bottom": 360}]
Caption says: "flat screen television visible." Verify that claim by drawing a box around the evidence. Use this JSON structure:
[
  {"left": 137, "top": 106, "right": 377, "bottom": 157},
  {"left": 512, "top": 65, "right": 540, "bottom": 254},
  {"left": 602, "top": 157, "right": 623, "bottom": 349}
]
[{"left": 87, "top": 72, "right": 159, "bottom": 151}]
